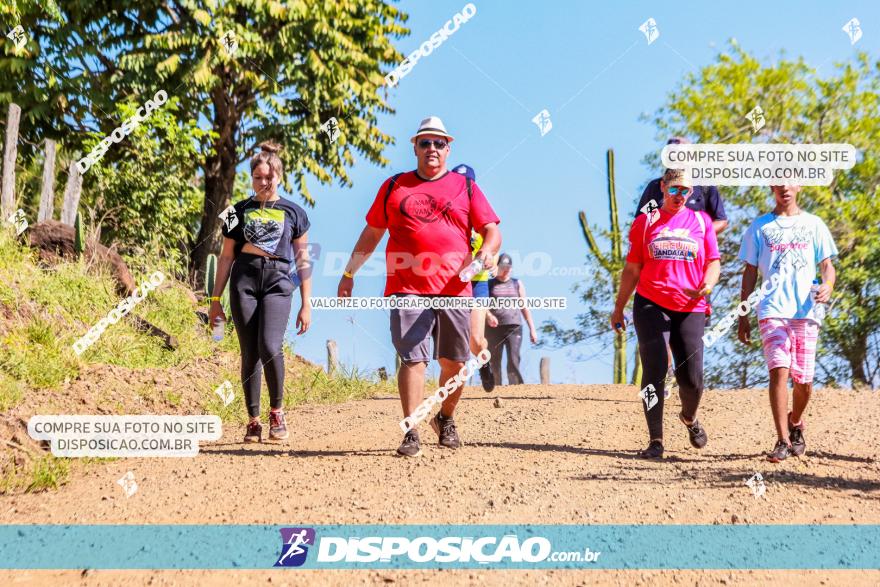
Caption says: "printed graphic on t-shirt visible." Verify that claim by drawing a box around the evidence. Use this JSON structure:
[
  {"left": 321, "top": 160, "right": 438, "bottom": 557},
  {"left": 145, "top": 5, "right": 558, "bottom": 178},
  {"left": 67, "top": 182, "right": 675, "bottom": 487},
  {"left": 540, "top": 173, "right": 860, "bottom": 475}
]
[
  {"left": 648, "top": 226, "right": 699, "bottom": 262},
  {"left": 399, "top": 193, "right": 452, "bottom": 223},
  {"left": 761, "top": 226, "right": 812, "bottom": 272},
  {"left": 243, "top": 208, "right": 285, "bottom": 254}
]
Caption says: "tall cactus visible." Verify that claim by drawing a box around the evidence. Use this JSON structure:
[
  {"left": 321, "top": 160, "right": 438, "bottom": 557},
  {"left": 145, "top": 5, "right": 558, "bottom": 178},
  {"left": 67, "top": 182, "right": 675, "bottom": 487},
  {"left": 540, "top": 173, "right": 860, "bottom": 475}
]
[
  {"left": 578, "top": 149, "right": 629, "bottom": 384},
  {"left": 204, "top": 254, "right": 230, "bottom": 316},
  {"left": 74, "top": 211, "right": 85, "bottom": 257}
]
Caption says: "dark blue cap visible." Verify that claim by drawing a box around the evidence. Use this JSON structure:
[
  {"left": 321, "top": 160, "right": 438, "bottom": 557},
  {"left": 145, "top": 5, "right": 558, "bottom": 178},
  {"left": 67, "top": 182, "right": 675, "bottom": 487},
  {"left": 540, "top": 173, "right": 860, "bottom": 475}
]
[{"left": 452, "top": 163, "right": 476, "bottom": 181}]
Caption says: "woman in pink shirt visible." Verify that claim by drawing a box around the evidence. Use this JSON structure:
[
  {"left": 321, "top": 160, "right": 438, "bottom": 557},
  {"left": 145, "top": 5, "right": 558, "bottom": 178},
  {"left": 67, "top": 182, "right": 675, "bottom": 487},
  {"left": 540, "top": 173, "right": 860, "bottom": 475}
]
[{"left": 610, "top": 168, "right": 721, "bottom": 458}]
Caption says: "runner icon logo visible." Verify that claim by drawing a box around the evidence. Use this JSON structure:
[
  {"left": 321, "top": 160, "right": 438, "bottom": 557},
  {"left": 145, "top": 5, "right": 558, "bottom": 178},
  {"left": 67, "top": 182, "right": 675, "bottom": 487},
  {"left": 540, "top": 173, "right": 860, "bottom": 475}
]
[
  {"left": 640, "top": 384, "right": 658, "bottom": 411},
  {"left": 275, "top": 528, "right": 316, "bottom": 567}
]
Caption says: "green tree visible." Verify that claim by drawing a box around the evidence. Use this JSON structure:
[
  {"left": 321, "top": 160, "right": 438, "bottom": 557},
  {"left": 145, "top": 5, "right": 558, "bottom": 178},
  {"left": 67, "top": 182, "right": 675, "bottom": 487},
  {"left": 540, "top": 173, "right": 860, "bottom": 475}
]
[
  {"left": 0, "top": 0, "right": 409, "bottom": 285},
  {"left": 646, "top": 43, "right": 880, "bottom": 389},
  {"left": 82, "top": 97, "right": 208, "bottom": 266}
]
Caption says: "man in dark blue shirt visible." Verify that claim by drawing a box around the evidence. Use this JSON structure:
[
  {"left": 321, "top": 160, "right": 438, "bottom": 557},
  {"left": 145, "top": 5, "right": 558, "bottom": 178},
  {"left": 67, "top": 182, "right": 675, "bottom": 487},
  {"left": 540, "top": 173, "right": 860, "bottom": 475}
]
[{"left": 635, "top": 137, "right": 729, "bottom": 235}]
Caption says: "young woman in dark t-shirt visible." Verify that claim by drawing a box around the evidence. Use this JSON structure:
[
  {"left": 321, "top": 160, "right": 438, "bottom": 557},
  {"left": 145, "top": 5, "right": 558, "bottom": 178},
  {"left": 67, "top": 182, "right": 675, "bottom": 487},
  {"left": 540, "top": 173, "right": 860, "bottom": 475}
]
[{"left": 208, "top": 141, "right": 312, "bottom": 443}]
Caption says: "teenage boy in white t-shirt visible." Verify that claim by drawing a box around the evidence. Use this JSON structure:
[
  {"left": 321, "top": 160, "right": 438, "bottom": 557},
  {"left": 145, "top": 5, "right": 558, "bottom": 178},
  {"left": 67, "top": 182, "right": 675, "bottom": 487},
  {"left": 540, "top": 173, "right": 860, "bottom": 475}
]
[{"left": 737, "top": 185, "right": 838, "bottom": 462}]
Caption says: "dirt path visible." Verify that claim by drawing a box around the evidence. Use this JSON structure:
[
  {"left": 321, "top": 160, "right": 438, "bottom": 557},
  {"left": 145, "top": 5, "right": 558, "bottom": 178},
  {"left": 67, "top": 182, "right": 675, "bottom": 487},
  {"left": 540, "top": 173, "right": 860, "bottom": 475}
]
[{"left": 3, "top": 384, "right": 879, "bottom": 585}]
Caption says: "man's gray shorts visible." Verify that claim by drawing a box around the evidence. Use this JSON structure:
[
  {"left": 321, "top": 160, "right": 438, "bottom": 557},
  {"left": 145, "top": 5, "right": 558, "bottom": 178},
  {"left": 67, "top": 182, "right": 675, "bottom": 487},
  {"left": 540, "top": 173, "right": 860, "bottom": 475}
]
[{"left": 390, "top": 295, "right": 471, "bottom": 363}]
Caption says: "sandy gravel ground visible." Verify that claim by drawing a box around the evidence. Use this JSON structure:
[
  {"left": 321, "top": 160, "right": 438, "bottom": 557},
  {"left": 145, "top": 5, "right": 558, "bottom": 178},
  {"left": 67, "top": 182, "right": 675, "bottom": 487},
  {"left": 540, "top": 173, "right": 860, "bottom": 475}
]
[{"left": 3, "top": 383, "right": 879, "bottom": 585}]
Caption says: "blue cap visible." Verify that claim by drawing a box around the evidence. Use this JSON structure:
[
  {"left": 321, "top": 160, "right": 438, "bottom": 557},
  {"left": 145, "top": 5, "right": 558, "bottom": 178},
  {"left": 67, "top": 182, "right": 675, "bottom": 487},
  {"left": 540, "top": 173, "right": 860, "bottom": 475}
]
[{"left": 452, "top": 163, "right": 476, "bottom": 181}]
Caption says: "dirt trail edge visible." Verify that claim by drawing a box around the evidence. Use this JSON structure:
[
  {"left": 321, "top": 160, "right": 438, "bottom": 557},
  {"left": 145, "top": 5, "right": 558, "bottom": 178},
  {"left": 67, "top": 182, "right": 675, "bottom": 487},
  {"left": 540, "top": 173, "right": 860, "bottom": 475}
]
[{"left": 3, "top": 384, "right": 879, "bottom": 586}]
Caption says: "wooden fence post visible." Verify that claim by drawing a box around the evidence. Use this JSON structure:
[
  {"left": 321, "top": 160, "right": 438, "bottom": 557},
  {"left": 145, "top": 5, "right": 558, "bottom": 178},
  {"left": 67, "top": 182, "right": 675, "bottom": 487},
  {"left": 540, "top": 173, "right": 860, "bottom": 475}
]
[
  {"left": 540, "top": 356, "right": 551, "bottom": 385},
  {"left": 1, "top": 103, "right": 21, "bottom": 218},
  {"left": 38, "top": 139, "right": 57, "bottom": 222},
  {"left": 60, "top": 161, "right": 83, "bottom": 226},
  {"left": 326, "top": 339, "right": 338, "bottom": 375}
]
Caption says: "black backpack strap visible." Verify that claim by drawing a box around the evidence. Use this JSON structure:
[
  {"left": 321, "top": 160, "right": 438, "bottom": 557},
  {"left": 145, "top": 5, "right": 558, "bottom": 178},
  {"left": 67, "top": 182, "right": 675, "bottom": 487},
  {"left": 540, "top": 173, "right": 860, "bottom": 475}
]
[{"left": 383, "top": 173, "right": 404, "bottom": 224}]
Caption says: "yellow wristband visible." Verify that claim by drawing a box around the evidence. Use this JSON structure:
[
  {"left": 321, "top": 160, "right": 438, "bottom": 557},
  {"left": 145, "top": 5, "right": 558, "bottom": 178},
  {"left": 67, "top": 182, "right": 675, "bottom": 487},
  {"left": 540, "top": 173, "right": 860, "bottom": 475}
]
[
  {"left": 208, "top": 296, "right": 221, "bottom": 302},
  {"left": 343, "top": 271, "right": 354, "bottom": 279}
]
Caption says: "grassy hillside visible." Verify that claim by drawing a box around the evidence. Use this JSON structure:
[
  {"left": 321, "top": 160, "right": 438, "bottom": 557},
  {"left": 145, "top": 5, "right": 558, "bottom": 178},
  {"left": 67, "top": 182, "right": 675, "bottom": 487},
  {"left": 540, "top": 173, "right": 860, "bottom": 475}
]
[{"left": 0, "top": 225, "right": 396, "bottom": 494}]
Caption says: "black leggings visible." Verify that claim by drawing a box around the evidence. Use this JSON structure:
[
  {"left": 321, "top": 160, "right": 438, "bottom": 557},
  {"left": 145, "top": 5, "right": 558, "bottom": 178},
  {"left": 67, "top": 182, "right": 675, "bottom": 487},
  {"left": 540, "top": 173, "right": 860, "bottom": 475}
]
[
  {"left": 486, "top": 324, "right": 524, "bottom": 385},
  {"left": 632, "top": 293, "right": 706, "bottom": 441},
  {"left": 229, "top": 253, "right": 295, "bottom": 417}
]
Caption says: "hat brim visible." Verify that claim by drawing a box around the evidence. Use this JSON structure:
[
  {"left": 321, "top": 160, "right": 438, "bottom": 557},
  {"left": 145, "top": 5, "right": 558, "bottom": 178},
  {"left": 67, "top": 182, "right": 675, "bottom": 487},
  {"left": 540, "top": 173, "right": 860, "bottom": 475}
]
[{"left": 411, "top": 130, "right": 454, "bottom": 143}]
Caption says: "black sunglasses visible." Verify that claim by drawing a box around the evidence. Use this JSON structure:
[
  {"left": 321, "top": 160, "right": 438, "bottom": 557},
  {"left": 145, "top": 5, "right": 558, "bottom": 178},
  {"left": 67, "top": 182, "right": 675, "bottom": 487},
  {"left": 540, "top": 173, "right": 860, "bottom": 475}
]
[{"left": 418, "top": 139, "right": 448, "bottom": 149}]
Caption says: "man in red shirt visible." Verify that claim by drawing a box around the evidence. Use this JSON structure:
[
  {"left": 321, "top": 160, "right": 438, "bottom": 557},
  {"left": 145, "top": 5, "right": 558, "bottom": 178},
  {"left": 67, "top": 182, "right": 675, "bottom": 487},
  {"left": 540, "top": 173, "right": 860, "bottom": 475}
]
[{"left": 338, "top": 116, "right": 501, "bottom": 457}]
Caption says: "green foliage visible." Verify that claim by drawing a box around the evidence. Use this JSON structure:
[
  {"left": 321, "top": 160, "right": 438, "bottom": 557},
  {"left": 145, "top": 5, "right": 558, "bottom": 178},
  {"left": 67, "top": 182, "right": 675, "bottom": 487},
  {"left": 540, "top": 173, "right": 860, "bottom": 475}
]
[
  {"left": 0, "top": 452, "right": 70, "bottom": 495},
  {"left": 1, "top": 1, "right": 410, "bottom": 283},
  {"left": 81, "top": 97, "right": 207, "bottom": 265},
  {"left": 645, "top": 43, "right": 880, "bottom": 388},
  {"left": 0, "top": 371, "right": 24, "bottom": 412}
]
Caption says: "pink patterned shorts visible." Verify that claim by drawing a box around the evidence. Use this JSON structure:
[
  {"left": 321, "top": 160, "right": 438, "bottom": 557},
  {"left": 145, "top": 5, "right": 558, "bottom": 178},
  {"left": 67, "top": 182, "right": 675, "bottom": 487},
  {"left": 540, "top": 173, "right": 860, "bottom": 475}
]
[{"left": 758, "top": 318, "right": 820, "bottom": 384}]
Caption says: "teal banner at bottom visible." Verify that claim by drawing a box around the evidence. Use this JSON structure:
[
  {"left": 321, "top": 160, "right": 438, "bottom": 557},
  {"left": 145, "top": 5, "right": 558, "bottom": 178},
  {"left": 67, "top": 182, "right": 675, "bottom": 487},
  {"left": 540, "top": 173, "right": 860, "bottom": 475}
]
[{"left": 1, "top": 525, "right": 878, "bottom": 570}]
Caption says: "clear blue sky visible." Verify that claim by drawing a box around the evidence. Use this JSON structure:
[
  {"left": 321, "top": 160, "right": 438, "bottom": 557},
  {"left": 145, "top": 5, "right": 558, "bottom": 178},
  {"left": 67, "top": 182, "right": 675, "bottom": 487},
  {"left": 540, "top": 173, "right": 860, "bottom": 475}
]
[{"left": 281, "top": 1, "right": 878, "bottom": 383}]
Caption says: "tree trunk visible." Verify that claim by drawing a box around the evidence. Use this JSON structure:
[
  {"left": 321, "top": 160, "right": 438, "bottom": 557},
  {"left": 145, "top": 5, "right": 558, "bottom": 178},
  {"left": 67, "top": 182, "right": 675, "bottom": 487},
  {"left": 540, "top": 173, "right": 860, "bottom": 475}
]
[
  {"left": 1, "top": 103, "right": 21, "bottom": 217},
  {"left": 38, "top": 140, "right": 57, "bottom": 222},
  {"left": 60, "top": 162, "right": 83, "bottom": 226},
  {"left": 190, "top": 85, "right": 239, "bottom": 289}
]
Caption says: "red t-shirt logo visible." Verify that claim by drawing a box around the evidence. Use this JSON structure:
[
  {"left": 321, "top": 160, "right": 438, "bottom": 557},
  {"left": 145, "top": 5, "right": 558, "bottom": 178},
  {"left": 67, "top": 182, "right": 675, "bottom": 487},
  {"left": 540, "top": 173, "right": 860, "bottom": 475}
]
[{"left": 399, "top": 193, "right": 452, "bottom": 223}]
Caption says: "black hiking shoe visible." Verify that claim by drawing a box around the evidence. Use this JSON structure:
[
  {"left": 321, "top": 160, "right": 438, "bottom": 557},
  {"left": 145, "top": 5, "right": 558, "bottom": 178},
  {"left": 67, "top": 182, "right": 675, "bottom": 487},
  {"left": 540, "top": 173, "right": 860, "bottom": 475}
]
[
  {"left": 430, "top": 413, "right": 461, "bottom": 449},
  {"left": 788, "top": 414, "right": 806, "bottom": 457},
  {"left": 638, "top": 440, "right": 664, "bottom": 459},
  {"left": 396, "top": 430, "right": 422, "bottom": 458},
  {"left": 268, "top": 410, "right": 289, "bottom": 441},
  {"left": 679, "top": 413, "right": 708, "bottom": 448},
  {"left": 479, "top": 363, "right": 495, "bottom": 392},
  {"left": 767, "top": 439, "right": 792, "bottom": 462},
  {"left": 244, "top": 420, "right": 262, "bottom": 443}
]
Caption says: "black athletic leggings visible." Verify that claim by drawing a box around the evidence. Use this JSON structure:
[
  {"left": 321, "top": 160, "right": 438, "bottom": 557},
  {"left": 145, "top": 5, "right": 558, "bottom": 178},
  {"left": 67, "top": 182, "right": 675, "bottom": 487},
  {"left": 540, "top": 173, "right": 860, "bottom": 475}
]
[
  {"left": 632, "top": 293, "right": 706, "bottom": 441},
  {"left": 229, "top": 253, "right": 295, "bottom": 417}
]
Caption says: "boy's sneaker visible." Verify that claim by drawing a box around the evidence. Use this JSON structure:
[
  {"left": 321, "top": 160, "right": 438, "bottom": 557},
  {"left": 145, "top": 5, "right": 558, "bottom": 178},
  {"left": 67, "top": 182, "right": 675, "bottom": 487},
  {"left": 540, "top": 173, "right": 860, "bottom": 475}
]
[
  {"left": 788, "top": 414, "right": 806, "bottom": 457},
  {"left": 430, "top": 413, "right": 461, "bottom": 449},
  {"left": 244, "top": 421, "right": 262, "bottom": 443},
  {"left": 767, "top": 439, "right": 792, "bottom": 462},
  {"left": 269, "top": 410, "right": 289, "bottom": 441},
  {"left": 679, "top": 413, "right": 708, "bottom": 448},
  {"left": 396, "top": 430, "right": 422, "bottom": 458},
  {"left": 479, "top": 363, "right": 495, "bottom": 392}
]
